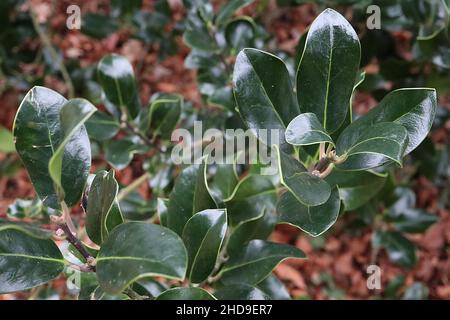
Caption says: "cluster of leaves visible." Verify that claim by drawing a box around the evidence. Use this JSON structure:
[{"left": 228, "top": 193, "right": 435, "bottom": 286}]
[{"left": 0, "top": 3, "right": 445, "bottom": 300}]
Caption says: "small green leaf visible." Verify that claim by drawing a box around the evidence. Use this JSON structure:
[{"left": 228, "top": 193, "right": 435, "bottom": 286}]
[
  {"left": 104, "top": 137, "right": 147, "bottom": 170},
  {"left": 0, "top": 125, "right": 15, "bottom": 153},
  {"left": 336, "top": 122, "right": 408, "bottom": 170},
  {"left": 86, "top": 170, "right": 124, "bottom": 245},
  {"left": 225, "top": 175, "right": 277, "bottom": 225},
  {"left": 156, "top": 287, "right": 216, "bottom": 300},
  {"left": 0, "top": 223, "right": 65, "bottom": 293},
  {"left": 277, "top": 187, "right": 341, "bottom": 237},
  {"left": 275, "top": 145, "right": 331, "bottom": 206},
  {"left": 167, "top": 162, "right": 216, "bottom": 235},
  {"left": 182, "top": 209, "right": 227, "bottom": 283},
  {"left": 373, "top": 231, "right": 417, "bottom": 268},
  {"left": 49, "top": 99, "right": 96, "bottom": 200},
  {"left": 13, "top": 87, "right": 93, "bottom": 209},
  {"left": 285, "top": 113, "right": 334, "bottom": 146},
  {"left": 96, "top": 222, "right": 187, "bottom": 294},
  {"left": 296, "top": 8, "right": 361, "bottom": 133},
  {"left": 220, "top": 240, "right": 305, "bottom": 285},
  {"left": 214, "top": 284, "right": 271, "bottom": 300},
  {"left": 388, "top": 209, "right": 438, "bottom": 234},
  {"left": 97, "top": 54, "right": 141, "bottom": 119},
  {"left": 233, "top": 48, "right": 300, "bottom": 152}
]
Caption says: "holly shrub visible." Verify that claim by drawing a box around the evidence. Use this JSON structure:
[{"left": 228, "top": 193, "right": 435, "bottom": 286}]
[{"left": 0, "top": 2, "right": 445, "bottom": 300}]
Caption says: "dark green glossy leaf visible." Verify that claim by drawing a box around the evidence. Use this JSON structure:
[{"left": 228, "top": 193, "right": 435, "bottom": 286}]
[
  {"left": 373, "top": 231, "right": 417, "bottom": 268},
  {"left": 220, "top": 240, "right": 305, "bottom": 285},
  {"left": 215, "top": 0, "right": 254, "bottom": 26},
  {"left": 233, "top": 48, "right": 299, "bottom": 152},
  {"left": 325, "top": 169, "right": 386, "bottom": 210},
  {"left": 227, "top": 208, "right": 277, "bottom": 255},
  {"left": 132, "top": 278, "right": 168, "bottom": 297},
  {"left": 182, "top": 209, "right": 227, "bottom": 283},
  {"left": 85, "top": 111, "right": 120, "bottom": 141},
  {"left": 49, "top": 99, "right": 96, "bottom": 201},
  {"left": 285, "top": 113, "right": 334, "bottom": 146},
  {"left": 0, "top": 223, "right": 65, "bottom": 293},
  {"left": 96, "top": 222, "right": 187, "bottom": 294},
  {"left": 167, "top": 162, "right": 216, "bottom": 235},
  {"left": 296, "top": 8, "right": 360, "bottom": 133},
  {"left": 256, "top": 274, "right": 291, "bottom": 300},
  {"left": 86, "top": 170, "right": 124, "bottom": 245},
  {"left": 277, "top": 187, "right": 341, "bottom": 236},
  {"left": 225, "top": 175, "right": 277, "bottom": 225},
  {"left": 157, "top": 198, "right": 169, "bottom": 227},
  {"left": 13, "top": 87, "right": 92, "bottom": 209},
  {"left": 337, "top": 88, "right": 437, "bottom": 159},
  {"left": 146, "top": 93, "right": 183, "bottom": 139},
  {"left": 97, "top": 54, "right": 141, "bottom": 119},
  {"left": 336, "top": 122, "right": 408, "bottom": 170},
  {"left": 156, "top": 287, "right": 215, "bottom": 300},
  {"left": 214, "top": 284, "right": 270, "bottom": 300},
  {"left": 0, "top": 125, "right": 14, "bottom": 153},
  {"left": 275, "top": 145, "right": 331, "bottom": 206}
]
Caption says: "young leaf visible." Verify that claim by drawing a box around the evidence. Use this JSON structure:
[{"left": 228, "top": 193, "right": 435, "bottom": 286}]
[
  {"left": 225, "top": 175, "right": 277, "bottom": 225},
  {"left": 156, "top": 287, "right": 216, "bottom": 300},
  {"left": 233, "top": 48, "right": 300, "bottom": 152},
  {"left": 0, "top": 223, "right": 65, "bottom": 293},
  {"left": 336, "top": 88, "right": 437, "bottom": 157},
  {"left": 167, "top": 162, "right": 216, "bottom": 235},
  {"left": 96, "top": 222, "right": 187, "bottom": 294},
  {"left": 372, "top": 231, "right": 417, "bottom": 268},
  {"left": 277, "top": 187, "right": 341, "bottom": 237},
  {"left": 214, "top": 284, "right": 270, "bottom": 300},
  {"left": 274, "top": 145, "right": 331, "bottom": 206},
  {"left": 325, "top": 169, "right": 387, "bottom": 210},
  {"left": 336, "top": 122, "right": 409, "bottom": 171},
  {"left": 182, "top": 209, "right": 227, "bottom": 283},
  {"left": 220, "top": 240, "right": 305, "bottom": 285},
  {"left": 13, "top": 87, "right": 93, "bottom": 209},
  {"left": 48, "top": 99, "right": 97, "bottom": 200},
  {"left": 97, "top": 54, "right": 141, "bottom": 119},
  {"left": 86, "top": 170, "right": 124, "bottom": 245},
  {"left": 296, "top": 8, "right": 361, "bottom": 133},
  {"left": 285, "top": 113, "right": 334, "bottom": 146}
]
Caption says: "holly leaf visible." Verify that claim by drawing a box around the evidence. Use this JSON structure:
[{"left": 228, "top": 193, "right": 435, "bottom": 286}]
[
  {"left": 96, "top": 222, "right": 187, "bottom": 294},
  {"left": 86, "top": 170, "right": 124, "bottom": 245},
  {"left": 296, "top": 8, "right": 361, "bottom": 133}
]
